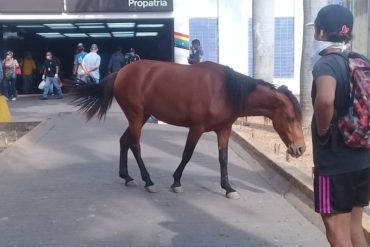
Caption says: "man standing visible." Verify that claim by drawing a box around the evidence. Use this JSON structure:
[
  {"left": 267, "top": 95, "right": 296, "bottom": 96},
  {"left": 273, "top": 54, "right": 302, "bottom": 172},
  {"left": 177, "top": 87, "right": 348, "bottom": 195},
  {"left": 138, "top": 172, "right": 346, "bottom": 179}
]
[
  {"left": 311, "top": 5, "right": 370, "bottom": 247},
  {"left": 41, "top": 51, "right": 63, "bottom": 100},
  {"left": 73, "top": 43, "right": 87, "bottom": 81},
  {"left": 82, "top": 44, "right": 101, "bottom": 84},
  {"left": 20, "top": 51, "right": 36, "bottom": 94},
  {"left": 124, "top": 48, "right": 140, "bottom": 65},
  {"left": 108, "top": 46, "right": 125, "bottom": 73},
  {"left": 187, "top": 39, "right": 204, "bottom": 64}
]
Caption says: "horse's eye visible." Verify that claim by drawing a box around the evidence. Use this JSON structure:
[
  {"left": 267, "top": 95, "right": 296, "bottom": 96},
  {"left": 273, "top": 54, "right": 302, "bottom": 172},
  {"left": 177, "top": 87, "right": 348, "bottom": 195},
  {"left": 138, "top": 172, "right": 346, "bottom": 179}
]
[{"left": 287, "top": 117, "right": 295, "bottom": 123}]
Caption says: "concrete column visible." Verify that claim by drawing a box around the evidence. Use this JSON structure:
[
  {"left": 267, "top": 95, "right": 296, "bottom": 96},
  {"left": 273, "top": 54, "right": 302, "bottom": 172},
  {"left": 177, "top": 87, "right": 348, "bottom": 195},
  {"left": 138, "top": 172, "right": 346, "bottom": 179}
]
[
  {"left": 252, "top": 0, "right": 274, "bottom": 82},
  {"left": 300, "top": 0, "right": 328, "bottom": 127},
  {"left": 346, "top": 0, "right": 369, "bottom": 56}
]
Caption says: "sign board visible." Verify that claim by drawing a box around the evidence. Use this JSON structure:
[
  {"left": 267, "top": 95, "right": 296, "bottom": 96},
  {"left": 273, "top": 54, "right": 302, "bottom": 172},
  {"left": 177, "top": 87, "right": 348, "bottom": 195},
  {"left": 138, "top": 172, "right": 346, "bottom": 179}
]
[
  {"left": 66, "top": 0, "right": 173, "bottom": 13},
  {"left": 0, "top": 0, "right": 63, "bottom": 13}
]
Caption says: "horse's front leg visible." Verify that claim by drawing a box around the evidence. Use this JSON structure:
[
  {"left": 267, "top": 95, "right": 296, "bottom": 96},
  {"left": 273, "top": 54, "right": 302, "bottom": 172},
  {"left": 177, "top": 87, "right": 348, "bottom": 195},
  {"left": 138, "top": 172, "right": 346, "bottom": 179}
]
[
  {"left": 171, "top": 127, "right": 203, "bottom": 193},
  {"left": 217, "top": 127, "right": 240, "bottom": 199}
]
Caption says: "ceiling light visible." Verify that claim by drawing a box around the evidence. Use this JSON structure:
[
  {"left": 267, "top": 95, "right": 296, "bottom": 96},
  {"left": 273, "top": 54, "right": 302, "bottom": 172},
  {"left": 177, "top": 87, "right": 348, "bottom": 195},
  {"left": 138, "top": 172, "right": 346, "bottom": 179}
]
[
  {"left": 49, "top": 26, "right": 77, "bottom": 29},
  {"left": 112, "top": 32, "right": 134, "bottom": 37},
  {"left": 44, "top": 23, "right": 74, "bottom": 27},
  {"left": 36, "top": 32, "right": 65, "bottom": 38},
  {"left": 137, "top": 24, "right": 164, "bottom": 28},
  {"left": 107, "top": 23, "right": 135, "bottom": 28},
  {"left": 136, "top": 32, "right": 158, "bottom": 37},
  {"left": 16, "top": 25, "right": 44, "bottom": 28},
  {"left": 36, "top": 32, "right": 62, "bottom": 35},
  {"left": 88, "top": 33, "right": 111, "bottom": 38},
  {"left": 64, "top": 33, "right": 88, "bottom": 37},
  {"left": 79, "top": 25, "right": 105, "bottom": 29},
  {"left": 75, "top": 23, "right": 104, "bottom": 26}
]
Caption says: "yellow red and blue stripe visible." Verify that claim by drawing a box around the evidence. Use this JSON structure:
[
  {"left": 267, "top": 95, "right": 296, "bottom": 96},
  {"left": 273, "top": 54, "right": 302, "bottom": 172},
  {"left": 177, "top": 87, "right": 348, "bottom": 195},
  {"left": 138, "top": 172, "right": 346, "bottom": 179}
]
[{"left": 174, "top": 32, "right": 189, "bottom": 50}]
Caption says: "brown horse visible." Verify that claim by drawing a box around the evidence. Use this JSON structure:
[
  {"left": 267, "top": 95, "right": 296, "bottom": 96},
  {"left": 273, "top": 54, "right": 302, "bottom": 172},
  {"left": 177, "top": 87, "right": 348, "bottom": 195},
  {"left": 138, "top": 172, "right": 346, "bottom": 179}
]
[{"left": 72, "top": 60, "right": 305, "bottom": 199}]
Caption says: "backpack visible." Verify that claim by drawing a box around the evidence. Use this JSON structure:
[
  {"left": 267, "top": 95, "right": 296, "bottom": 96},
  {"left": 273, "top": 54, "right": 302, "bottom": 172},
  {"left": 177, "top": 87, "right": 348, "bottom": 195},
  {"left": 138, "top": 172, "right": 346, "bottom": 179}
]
[{"left": 334, "top": 52, "right": 370, "bottom": 148}]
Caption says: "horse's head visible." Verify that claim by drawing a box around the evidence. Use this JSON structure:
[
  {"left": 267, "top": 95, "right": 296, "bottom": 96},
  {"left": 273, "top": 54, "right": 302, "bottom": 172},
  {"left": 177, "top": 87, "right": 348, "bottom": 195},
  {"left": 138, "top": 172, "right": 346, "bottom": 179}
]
[{"left": 271, "top": 86, "right": 306, "bottom": 158}]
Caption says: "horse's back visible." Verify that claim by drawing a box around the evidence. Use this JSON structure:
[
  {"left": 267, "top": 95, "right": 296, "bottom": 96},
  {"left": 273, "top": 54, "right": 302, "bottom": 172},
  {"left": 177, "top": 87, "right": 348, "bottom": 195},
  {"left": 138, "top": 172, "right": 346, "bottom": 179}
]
[{"left": 114, "top": 60, "right": 233, "bottom": 127}]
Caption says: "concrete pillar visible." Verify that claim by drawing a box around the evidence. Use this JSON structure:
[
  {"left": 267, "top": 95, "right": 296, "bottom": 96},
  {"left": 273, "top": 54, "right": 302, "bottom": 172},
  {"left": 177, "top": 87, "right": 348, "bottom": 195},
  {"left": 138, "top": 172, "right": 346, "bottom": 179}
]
[
  {"left": 252, "top": 0, "right": 274, "bottom": 82},
  {"left": 346, "top": 0, "right": 369, "bottom": 56},
  {"left": 300, "top": 0, "right": 328, "bottom": 127}
]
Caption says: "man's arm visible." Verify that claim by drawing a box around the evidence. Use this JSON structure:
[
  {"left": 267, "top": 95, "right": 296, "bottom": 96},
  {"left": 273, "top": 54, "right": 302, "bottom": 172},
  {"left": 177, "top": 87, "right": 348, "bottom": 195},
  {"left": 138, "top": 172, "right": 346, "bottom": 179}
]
[
  {"left": 314, "top": 75, "right": 336, "bottom": 136},
  {"left": 73, "top": 55, "right": 78, "bottom": 75},
  {"left": 81, "top": 59, "right": 89, "bottom": 74}
]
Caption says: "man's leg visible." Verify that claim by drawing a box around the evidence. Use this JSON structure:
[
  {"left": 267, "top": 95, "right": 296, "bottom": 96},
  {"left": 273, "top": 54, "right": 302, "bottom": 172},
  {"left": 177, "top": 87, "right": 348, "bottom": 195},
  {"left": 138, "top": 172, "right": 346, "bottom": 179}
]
[
  {"left": 42, "top": 77, "right": 51, "bottom": 99},
  {"left": 321, "top": 213, "right": 353, "bottom": 247},
  {"left": 350, "top": 207, "right": 368, "bottom": 247},
  {"left": 52, "top": 77, "right": 63, "bottom": 98}
]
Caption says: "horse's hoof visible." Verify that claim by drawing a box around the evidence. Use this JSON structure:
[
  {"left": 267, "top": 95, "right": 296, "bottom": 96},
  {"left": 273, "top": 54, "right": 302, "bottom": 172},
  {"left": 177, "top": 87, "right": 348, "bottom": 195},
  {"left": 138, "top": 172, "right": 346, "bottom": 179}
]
[
  {"left": 171, "top": 186, "right": 184, "bottom": 193},
  {"left": 145, "top": 185, "right": 157, "bottom": 193},
  {"left": 226, "top": 191, "right": 240, "bottom": 199},
  {"left": 125, "top": 180, "right": 137, "bottom": 187}
]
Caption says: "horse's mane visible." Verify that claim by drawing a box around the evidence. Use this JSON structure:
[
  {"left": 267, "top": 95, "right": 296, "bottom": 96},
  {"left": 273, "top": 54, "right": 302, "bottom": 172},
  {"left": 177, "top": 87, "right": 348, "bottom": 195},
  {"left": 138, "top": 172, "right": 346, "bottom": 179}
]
[{"left": 223, "top": 66, "right": 302, "bottom": 121}]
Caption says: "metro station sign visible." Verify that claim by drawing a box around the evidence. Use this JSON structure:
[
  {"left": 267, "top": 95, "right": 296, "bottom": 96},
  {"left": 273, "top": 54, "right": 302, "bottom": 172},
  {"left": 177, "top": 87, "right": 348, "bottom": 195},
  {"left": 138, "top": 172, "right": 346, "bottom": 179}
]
[{"left": 66, "top": 0, "right": 173, "bottom": 13}]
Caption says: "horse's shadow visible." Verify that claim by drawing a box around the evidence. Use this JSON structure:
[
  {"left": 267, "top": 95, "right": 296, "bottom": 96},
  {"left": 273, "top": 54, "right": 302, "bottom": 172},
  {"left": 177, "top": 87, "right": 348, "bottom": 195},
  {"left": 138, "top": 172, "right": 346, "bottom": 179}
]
[{"left": 135, "top": 125, "right": 272, "bottom": 194}]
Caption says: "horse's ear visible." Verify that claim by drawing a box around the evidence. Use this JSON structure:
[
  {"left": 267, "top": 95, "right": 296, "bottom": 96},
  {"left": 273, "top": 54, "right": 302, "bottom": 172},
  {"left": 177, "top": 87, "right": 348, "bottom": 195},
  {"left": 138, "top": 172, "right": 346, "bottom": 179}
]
[{"left": 277, "top": 85, "right": 289, "bottom": 91}]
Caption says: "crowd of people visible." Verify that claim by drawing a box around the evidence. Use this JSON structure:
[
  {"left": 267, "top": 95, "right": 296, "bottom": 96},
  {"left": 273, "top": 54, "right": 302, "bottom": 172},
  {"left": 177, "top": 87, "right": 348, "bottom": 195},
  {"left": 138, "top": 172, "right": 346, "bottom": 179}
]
[
  {"left": 0, "top": 38, "right": 205, "bottom": 101},
  {"left": 0, "top": 43, "right": 142, "bottom": 101}
]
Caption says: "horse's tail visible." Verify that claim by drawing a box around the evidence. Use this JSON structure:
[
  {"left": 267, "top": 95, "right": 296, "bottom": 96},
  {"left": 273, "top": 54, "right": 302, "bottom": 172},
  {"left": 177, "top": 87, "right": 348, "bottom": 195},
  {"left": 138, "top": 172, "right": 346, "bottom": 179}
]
[{"left": 71, "top": 72, "right": 118, "bottom": 121}]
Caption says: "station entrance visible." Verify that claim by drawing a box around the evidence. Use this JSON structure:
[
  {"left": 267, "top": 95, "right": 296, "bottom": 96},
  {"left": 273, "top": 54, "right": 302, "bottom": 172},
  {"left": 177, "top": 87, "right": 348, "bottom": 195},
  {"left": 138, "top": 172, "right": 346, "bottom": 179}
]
[{"left": 1, "top": 18, "right": 174, "bottom": 93}]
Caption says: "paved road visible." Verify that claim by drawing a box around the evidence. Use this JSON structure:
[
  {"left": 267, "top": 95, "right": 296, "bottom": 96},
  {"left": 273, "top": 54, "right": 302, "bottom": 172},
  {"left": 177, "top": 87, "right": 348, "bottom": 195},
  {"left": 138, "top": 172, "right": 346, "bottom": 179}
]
[{"left": 0, "top": 96, "right": 328, "bottom": 246}]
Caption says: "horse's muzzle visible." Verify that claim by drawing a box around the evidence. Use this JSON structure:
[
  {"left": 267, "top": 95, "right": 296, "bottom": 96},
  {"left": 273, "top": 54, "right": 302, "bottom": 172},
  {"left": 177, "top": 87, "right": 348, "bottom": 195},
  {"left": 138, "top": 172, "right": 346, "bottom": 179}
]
[{"left": 287, "top": 143, "right": 306, "bottom": 158}]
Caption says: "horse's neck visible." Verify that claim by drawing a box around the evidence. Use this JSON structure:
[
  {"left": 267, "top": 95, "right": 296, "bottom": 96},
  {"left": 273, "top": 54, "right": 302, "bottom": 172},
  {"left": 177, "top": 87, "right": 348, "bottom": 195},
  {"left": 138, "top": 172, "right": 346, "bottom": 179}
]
[{"left": 241, "top": 85, "right": 280, "bottom": 118}]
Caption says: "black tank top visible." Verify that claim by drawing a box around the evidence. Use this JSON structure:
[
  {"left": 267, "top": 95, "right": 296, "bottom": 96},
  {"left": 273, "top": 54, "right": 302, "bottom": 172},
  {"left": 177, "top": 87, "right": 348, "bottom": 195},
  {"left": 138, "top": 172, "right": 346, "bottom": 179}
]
[{"left": 311, "top": 54, "right": 370, "bottom": 175}]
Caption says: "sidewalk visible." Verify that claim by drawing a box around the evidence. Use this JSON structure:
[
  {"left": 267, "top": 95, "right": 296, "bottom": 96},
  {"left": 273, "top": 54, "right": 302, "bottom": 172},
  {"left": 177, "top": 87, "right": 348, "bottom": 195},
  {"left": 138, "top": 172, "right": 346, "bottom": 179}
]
[{"left": 231, "top": 117, "right": 370, "bottom": 242}]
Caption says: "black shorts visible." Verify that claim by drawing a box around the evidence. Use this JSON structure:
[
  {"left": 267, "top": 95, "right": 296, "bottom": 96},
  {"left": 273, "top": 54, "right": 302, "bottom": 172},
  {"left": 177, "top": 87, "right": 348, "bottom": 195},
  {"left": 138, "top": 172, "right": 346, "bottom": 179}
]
[{"left": 314, "top": 167, "right": 370, "bottom": 214}]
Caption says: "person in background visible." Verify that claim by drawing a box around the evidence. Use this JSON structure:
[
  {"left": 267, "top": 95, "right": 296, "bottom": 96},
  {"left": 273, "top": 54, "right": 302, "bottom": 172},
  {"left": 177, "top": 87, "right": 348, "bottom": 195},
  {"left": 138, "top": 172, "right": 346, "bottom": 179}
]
[
  {"left": 108, "top": 46, "right": 125, "bottom": 73},
  {"left": 82, "top": 44, "right": 101, "bottom": 84},
  {"left": 124, "top": 48, "right": 140, "bottom": 65},
  {"left": 3, "top": 51, "right": 20, "bottom": 101},
  {"left": 49, "top": 55, "right": 63, "bottom": 95},
  {"left": 73, "top": 43, "right": 87, "bottom": 82},
  {"left": 311, "top": 5, "right": 370, "bottom": 247},
  {"left": 41, "top": 51, "right": 63, "bottom": 100},
  {"left": 0, "top": 57, "right": 3, "bottom": 95},
  {"left": 20, "top": 51, "right": 36, "bottom": 94},
  {"left": 187, "top": 39, "right": 204, "bottom": 64}
]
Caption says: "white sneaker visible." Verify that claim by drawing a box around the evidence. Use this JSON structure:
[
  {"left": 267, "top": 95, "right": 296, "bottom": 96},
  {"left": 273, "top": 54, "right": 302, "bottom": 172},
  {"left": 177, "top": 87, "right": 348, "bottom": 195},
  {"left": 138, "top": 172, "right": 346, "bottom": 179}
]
[{"left": 11, "top": 97, "right": 16, "bottom": 101}]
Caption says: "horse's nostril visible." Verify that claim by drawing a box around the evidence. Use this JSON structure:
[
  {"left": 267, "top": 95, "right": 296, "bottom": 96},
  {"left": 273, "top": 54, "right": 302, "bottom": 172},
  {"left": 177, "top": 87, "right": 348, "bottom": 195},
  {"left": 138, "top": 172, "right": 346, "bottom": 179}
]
[{"left": 298, "top": 146, "right": 306, "bottom": 154}]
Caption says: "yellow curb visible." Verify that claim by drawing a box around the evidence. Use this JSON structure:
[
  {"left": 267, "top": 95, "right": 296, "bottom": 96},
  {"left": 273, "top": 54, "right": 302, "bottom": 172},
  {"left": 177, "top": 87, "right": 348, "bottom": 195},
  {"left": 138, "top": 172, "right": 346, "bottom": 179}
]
[{"left": 0, "top": 96, "right": 11, "bottom": 122}]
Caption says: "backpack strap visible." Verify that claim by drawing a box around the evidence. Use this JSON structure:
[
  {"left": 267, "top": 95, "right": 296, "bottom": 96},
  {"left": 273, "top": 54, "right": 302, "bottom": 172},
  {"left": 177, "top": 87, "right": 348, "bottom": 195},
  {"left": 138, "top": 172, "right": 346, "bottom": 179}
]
[{"left": 322, "top": 52, "right": 352, "bottom": 115}]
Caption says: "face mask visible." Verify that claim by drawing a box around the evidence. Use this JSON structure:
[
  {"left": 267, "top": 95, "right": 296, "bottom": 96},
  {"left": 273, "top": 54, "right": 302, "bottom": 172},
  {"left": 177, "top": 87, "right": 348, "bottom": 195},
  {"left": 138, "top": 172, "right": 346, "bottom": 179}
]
[
  {"left": 6, "top": 55, "right": 11, "bottom": 59},
  {"left": 46, "top": 55, "right": 52, "bottom": 60},
  {"left": 310, "top": 40, "right": 349, "bottom": 67}
]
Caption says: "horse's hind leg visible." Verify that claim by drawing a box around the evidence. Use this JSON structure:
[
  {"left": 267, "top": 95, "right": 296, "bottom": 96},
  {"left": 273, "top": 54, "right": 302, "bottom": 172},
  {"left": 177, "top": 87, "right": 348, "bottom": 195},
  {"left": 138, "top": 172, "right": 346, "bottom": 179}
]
[
  {"left": 217, "top": 127, "right": 239, "bottom": 199},
  {"left": 171, "top": 127, "right": 203, "bottom": 193},
  {"left": 129, "top": 115, "right": 156, "bottom": 192},
  {"left": 119, "top": 128, "right": 136, "bottom": 186}
]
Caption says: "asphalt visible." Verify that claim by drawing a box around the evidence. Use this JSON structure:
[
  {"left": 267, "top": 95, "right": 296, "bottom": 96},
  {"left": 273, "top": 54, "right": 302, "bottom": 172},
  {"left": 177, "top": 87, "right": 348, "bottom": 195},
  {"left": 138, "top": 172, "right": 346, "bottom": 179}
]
[{"left": 0, "top": 95, "right": 330, "bottom": 246}]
